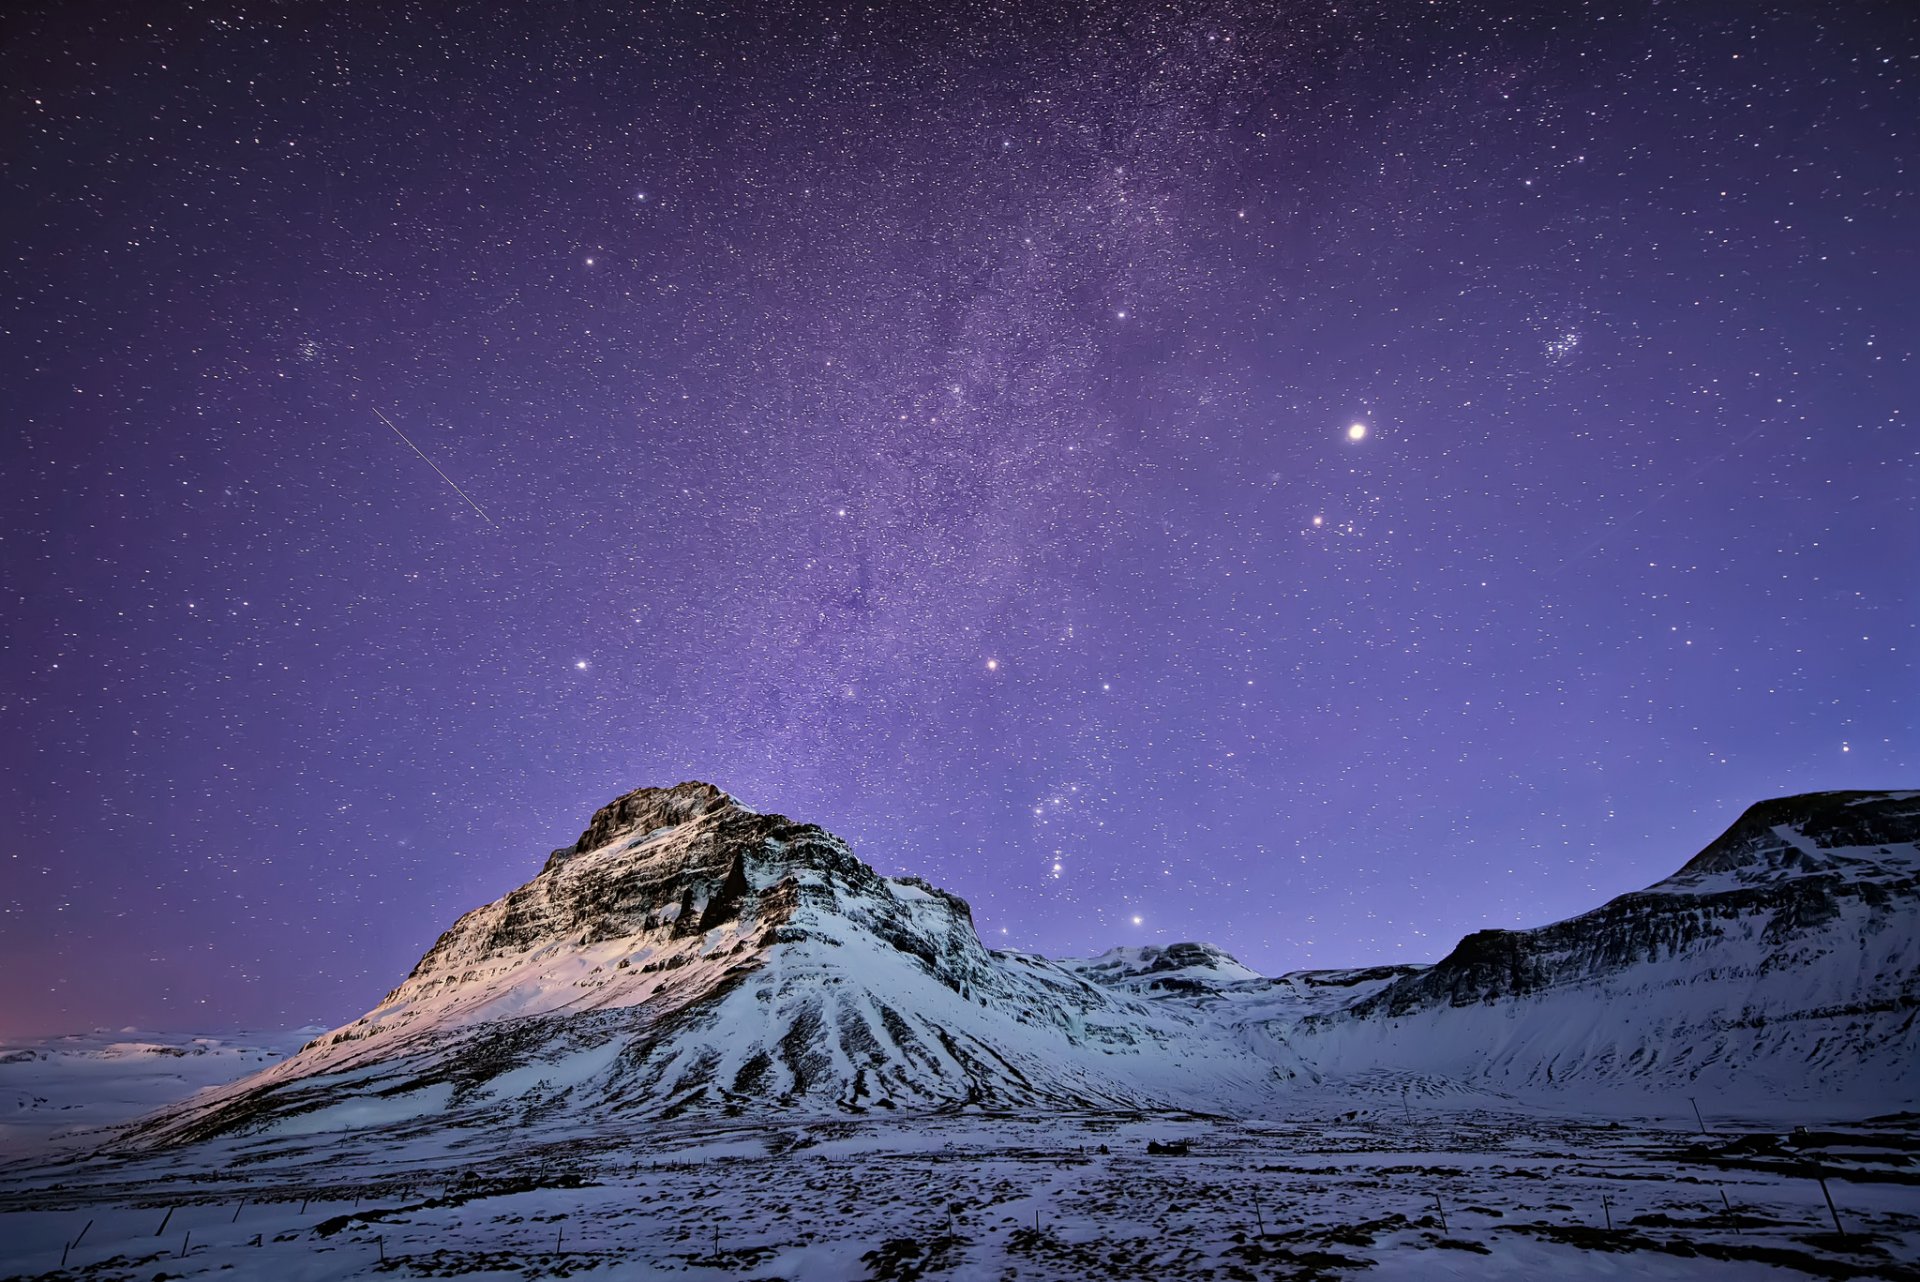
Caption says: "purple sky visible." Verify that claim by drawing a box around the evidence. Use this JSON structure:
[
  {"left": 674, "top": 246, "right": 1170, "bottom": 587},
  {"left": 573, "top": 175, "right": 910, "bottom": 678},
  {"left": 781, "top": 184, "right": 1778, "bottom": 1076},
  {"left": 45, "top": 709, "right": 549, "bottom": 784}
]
[{"left": 3, "top": 3, "right": 1914, "bottom": 1037}]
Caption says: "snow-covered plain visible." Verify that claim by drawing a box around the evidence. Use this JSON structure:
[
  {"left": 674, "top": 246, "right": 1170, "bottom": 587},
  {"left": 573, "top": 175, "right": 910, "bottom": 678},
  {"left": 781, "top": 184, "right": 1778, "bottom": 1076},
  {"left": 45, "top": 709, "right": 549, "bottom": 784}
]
[
  {"left": 3, "top": 1095, "right": 1917, "bottom": 1281},
  {"left": 0, "top": 1030, "right": 311, "bottom": 1154}
]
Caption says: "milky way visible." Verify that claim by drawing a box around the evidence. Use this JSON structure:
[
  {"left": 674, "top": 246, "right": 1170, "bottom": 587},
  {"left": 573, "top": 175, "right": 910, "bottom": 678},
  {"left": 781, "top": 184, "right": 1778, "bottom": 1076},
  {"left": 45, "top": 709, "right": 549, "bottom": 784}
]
[{"left": 3, "top": 2, "right": 1914, "bottom": 1034}]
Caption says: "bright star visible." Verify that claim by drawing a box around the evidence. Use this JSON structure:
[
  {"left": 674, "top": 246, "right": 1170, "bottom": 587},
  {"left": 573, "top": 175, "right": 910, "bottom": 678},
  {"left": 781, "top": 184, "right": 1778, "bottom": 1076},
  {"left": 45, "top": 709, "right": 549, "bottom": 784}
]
[
  {"left": 1347, "top": 422, "right": 1368, "bottom": 441},
  {"left": 985, "top": 658, "right": 999, "bottom": 672},
  {"left": 1131, "top": 915, "right": 1143, "bottom": 926},
  {"left": 574, "top": 660, "right": 589, "bottom": 671}
]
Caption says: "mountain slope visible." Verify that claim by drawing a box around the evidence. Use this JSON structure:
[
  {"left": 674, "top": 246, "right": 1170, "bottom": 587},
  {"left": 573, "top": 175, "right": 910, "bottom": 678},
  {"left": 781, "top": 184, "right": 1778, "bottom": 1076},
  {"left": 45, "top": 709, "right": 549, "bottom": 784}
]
[
  {"left": 1280, "top": 790, "right": 1920, "bottom": 1104},
  {"left": 131, "top": 784, "right": 1305, "bottom": 1145}
]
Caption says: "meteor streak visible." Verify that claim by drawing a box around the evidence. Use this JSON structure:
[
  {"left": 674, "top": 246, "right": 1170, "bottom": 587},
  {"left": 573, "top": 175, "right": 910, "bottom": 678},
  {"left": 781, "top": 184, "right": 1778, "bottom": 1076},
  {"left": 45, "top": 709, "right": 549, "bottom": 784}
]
[{"left": 372, "top": 406, "right": 497, "bottom": 528}]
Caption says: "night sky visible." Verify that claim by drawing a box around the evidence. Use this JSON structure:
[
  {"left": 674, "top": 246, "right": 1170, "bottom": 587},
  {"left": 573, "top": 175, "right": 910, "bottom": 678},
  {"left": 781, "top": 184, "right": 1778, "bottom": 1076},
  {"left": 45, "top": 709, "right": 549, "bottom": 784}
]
[{"left": 3, "top": 3, "right": 1914, "bottom": 1037}]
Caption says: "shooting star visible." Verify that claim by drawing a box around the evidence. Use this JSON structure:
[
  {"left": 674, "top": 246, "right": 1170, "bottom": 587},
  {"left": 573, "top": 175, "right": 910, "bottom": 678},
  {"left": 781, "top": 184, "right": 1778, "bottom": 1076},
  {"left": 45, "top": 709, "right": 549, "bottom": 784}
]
[{"left": 372, "top": 406, "right": 498, "bottom": 528}]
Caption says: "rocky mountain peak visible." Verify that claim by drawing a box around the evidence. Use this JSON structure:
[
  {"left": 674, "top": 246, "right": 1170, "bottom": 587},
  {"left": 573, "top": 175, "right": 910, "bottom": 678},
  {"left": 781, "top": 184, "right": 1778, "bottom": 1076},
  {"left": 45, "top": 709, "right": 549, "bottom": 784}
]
[
  {"left": 1667, "top": 789, "right": 1920, "bottom": 887},
  {"left": 570, "top": 780, "right": 742, "bottom": 855},
  {"left": 347, "top": 781, "right": 1020, "bottom": 1065},
  {"left": 433, "top": 785, "right": 881, "bottom": 976},
  {"left": 1065, "top": 942, "right": 1264, "bottom": 994}
]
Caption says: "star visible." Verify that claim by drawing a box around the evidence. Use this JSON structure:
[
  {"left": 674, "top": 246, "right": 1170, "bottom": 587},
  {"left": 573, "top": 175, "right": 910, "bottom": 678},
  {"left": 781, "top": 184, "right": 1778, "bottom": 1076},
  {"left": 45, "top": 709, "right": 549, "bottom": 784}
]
[{"left": 15, "top": 0, "right": 1895, "bottom": 1056}]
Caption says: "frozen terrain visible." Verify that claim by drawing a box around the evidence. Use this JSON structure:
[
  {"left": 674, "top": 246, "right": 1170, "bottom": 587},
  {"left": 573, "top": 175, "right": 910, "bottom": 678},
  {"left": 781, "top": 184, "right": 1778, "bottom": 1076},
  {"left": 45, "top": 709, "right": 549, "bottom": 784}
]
[
  {"left": 0, "top": 1030, "right": 311, "bottom": 1155},
  {"left": 3, "top": 1101, "right": 1917, "bottom": 1280},
  {"left": 0, "top": 784, "right": 1914, "bottom": 1279}
]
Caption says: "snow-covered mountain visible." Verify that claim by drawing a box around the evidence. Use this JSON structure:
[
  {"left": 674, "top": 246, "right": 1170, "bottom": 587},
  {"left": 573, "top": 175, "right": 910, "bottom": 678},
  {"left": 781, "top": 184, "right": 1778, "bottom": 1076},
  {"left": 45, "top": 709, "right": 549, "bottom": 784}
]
[
  {"left": 131, "top": 783, "right": 1309, "bottom": 1146},
  {"left": 129, "top": 785, "right": 1919, "bottom": 1146},
  {"left": 1286, "top": 789, "right": 1920, "bottom": 1103}
]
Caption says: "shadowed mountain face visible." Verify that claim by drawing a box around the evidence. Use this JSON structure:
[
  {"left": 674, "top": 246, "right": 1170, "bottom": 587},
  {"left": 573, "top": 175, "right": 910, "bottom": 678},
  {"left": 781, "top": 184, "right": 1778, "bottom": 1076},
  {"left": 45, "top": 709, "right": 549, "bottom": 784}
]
[
  {"left": 1293, "top": 791, "right": 1920, "bottom": 1095},
  {"left": 129, "top": 787, "right": 1919, "bottom": 1147},
  {"left": 1341, "top": 791, "right": 1920, "bottom": 1017}
]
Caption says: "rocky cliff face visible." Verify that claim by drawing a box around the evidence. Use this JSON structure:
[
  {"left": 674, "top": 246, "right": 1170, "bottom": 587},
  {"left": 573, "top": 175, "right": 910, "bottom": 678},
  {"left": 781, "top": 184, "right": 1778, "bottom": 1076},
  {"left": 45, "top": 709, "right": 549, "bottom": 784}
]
[{"left": 365, "top": 781, "right": 1007, "bottom": 1033}]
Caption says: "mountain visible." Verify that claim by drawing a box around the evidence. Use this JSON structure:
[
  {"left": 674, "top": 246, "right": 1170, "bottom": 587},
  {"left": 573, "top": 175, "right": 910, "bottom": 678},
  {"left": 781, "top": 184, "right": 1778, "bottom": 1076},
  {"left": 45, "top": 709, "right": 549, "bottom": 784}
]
[
  {"left": 1286, "top": 790, "right": 1920, "bottom": 1102},
  {"left": 129, "top": 785, "right": 1919, "bottom": 1147},
  {"left": 130, "top": 783, "right": 1307, "bottom": 1146}
]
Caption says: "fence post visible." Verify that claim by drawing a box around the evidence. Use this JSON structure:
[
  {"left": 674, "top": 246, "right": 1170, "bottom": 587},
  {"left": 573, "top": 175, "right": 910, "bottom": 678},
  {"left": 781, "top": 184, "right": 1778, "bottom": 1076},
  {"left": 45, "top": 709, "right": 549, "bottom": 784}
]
[{"left": 1816, "top": 1173, "right": 1844, "bottom": 1238}]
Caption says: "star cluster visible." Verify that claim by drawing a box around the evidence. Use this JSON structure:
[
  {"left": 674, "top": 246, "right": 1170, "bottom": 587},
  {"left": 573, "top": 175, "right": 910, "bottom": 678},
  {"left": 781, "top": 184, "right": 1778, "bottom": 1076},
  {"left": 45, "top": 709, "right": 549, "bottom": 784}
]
[{"left": 1, "top": 2, "right": 1913, "bottom": 1034}]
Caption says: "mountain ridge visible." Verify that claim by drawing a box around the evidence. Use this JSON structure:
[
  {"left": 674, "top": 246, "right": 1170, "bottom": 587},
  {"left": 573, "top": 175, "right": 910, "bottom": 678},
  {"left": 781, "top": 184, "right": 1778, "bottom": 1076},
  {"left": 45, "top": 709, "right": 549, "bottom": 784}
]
[{"left": 126, "top": 784, "right": 1920, "bottom": 1147}]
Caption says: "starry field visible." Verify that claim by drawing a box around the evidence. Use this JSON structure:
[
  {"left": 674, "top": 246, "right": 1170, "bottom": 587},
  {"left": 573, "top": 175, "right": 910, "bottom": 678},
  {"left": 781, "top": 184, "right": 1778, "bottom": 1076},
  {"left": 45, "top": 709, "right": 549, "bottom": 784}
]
[{"left": 5, "top": 1, "right": 1915, "bottom": 1042}]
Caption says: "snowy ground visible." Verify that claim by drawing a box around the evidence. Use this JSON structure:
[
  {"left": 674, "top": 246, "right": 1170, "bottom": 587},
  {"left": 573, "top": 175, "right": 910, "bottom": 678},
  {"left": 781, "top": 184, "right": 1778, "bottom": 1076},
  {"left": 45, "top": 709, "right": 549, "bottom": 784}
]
[
  {"left": 3, "top": 1092, "right": 1916, "bottom": 1281},
  {"left": 1, "top": 1030, "right": 314, "bottom": 1155}
]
